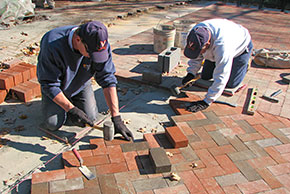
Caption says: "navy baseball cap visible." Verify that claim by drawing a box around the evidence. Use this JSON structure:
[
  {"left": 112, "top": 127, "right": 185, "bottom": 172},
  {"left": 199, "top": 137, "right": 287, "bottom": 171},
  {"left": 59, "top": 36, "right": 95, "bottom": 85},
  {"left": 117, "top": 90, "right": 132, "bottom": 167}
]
[
  {"left": 184, "top": 27, "right": 210, "bottom": 59},
  {"left": 78, "top": 21, "right": 109, "bottom": 63}
]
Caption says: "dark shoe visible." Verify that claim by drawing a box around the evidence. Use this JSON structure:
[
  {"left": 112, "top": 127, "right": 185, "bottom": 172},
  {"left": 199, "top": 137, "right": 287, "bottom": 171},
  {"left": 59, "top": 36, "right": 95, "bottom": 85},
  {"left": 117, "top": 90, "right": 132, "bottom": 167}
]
[{"left": 182, "top": 73, "right": 195, "bottom": 85}]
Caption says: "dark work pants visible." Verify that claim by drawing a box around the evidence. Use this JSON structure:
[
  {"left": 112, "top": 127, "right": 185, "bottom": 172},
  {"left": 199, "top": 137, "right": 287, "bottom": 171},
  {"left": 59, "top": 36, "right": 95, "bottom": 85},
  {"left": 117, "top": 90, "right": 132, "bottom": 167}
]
[
  {"left": 201, "top": 40, "right": 253, "bottom": 88},
  {"left": 40, "top": 83, "right": 98, "bottom": 131}
]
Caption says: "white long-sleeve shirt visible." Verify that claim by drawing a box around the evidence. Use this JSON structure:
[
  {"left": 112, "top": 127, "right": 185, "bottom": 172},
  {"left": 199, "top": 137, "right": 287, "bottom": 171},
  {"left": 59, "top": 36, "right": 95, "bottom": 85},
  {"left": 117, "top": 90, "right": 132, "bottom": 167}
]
[{"left": 186, "top": 18, "right": 251, "bottom": 104}]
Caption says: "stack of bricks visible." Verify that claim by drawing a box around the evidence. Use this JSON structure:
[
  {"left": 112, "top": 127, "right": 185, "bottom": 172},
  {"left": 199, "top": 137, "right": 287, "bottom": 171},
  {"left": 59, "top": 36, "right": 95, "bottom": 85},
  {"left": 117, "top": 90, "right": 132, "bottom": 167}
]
[{"left": 0, "top": 60, "right": 40, "bottom": 103}]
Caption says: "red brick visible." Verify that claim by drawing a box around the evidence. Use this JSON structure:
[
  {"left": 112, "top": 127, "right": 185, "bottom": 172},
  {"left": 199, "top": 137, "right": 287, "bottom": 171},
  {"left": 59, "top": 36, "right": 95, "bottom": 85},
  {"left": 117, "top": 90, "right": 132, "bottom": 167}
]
[
  {"left": 237, "top": 179, "right": 271, "bottom": 194},
  {"left": 274, "top": 143, "right": 290, "bottom": 154},
  {"left": 179, "top": 170, "right": 206, "bottom": 193},
  {"left": 215, "top": 154, "right": 240, "bottom": 174},
  {"left": 176, "top": 122, "right": 194, "bottom": 135},
  {"left": 0, "top": 70, "right": 23, "bottom": 86},
  {"left": 104, "top": 138, "right": 132, "bottom": 146},
  {"left": 10, "top": 65, "right": 31, "bottom": 82},
  {"left": 65, "top": 167, "right": 83, "bottom": 179},
  {"left": 123, "top": 151, "right": 139, "bottom": 171},
  {"left": 20, "top": 80, "right": 41, "bottom": 97},
  {"left": 169, "top": 153, "right": 186, "bottom": 164},
  {"left": 268, "top": 163, "right": 290, "bottom": 176},
  {"left": 0, "top": 89, "right": 7, "bottom": 103},
  {"left": 107, "top": 145, "right": 125, "bottom": 163},
  {"left": 195, "top": 149, "right": 219, "bottom": 167},
  {"left": 90, "top": 138, "right": 108, "bottom": 155},
  {"left": 96, "top": 162, "right": 128, "bottom": 174},
  {"left": 154, "top": 184, "right": 189, "bottom": 194},
  {"left": 247, "top": 156, "right": 277, "bottom": 169},
  {"left": 193, "top": 165, "right": 225, "bottom": 179},
  {"left": 222, "top": 185, "right": 242, "bottom": 194},
  {"left": 18, "top": 62, "right": 37, "bottom": 79},
  {"left": 31, "top": 169, "right": 65, "bottom": 184},
  {"left": 264, "top": 146, "right": 288, "bottom": 164},
  {"left": 190, "top": 140, "right": 217, "bottom": 150},
  {"left": 143, "top": 133, "right": 160, "bottom": 148},
  {"left": 0, "top": 73, "right": 14, "bottom": 90},
  {"left": 208, "top": 145, "right": 236, "bottom": 156},
  {"left": 252, "top": 124, "right": 274, "bottom": 138},
  {"left": 256, "top": 168, "right": 283, "bottom": 189},
  {"left": 165, "top": 126, "right": 188, "bottom": 148},
  {"left": 200, "top": 177, "right": 225, "bottom": 194},
  {"left": 10, "top": 84, "right": 33, "bottom": 102},
  {"left": 83, "top": 154, "right": 110, "bottom": 166}
]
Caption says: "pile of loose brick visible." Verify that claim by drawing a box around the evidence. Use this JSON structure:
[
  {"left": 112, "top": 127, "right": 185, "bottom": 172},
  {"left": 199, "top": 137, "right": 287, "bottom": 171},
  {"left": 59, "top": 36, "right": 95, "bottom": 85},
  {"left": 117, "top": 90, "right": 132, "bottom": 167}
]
[
  {"left": 0, "top": 60, "right": 41, "bottom": 103},
  {"left": 30, "top": 125, "right": 189, "bottom": 193}
]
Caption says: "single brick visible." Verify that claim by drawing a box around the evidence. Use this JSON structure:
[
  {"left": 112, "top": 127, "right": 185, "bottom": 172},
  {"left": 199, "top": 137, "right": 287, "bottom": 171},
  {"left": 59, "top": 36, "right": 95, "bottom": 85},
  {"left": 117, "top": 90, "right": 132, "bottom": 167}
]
[
  {"left": 149, "top": 147, "right": 171, "bottom": 173},
  {"left": 31, "top": 182, "right": 48, "bottom": 194},
  {"left": 143, "top": 133, "right": 160, "bottom": 148},
  {"left": 18, "top": 62, "right": 37, "bottom": 79},
  {"left": 0, "top": 73, "right": 14, "bottom": 90},
  {"left": 142, "top": 70, "right": 162, "bottom": 84},
  {"left": 20, "top": 80, "right": 41, "bottom": 98},
  {"left": 0, "top": 89, "right": 7, "bottom": 104},
  {"left": 96, "top": 162, "right": 128, "bottom": 174},
  {"left": 132, "top": 177, "right": 168, "bottom": 192},
  {"left": 99, "top": 174, "right": 120, "bottom": 194},
  {"left": 31, "top": 169, "right": 65, "bottom": 184},
  {"left": 165, "top": 126, "right": 188, "bottom": 148},
  {"left": 49, "top": 177, "right": 84, "bottom": 193},
  {"left": 0, "top": 70, "right": 23, "bottom": 86},
  {"left": 10, "top": 65, "right": 31, "bottom": 82},
  {"left": 235, "top": 160, "right": 261, "bottom": 181},
  {"left": 10, "top": 84, "right": 33, "bottom": 102},
  {"left": 215, "top": 172, "right": 248, "bottom": 187}
]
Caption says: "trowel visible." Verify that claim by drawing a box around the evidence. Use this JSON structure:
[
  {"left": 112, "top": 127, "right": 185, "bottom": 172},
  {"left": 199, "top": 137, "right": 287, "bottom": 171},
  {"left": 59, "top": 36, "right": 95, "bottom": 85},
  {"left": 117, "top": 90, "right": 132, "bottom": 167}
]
[{"left": 72, "top": 148, "right": 96, "bottom": 180}]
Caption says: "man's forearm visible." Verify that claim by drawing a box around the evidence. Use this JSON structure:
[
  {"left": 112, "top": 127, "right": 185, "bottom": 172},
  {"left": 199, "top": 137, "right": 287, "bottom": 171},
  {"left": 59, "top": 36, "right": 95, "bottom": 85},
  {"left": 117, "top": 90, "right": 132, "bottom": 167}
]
[
  {"left": 103, "top": 86, "right": 119, "bottom": 117},
  {"left": 52, "top": 92, "right": 74, "bottom": 112}
]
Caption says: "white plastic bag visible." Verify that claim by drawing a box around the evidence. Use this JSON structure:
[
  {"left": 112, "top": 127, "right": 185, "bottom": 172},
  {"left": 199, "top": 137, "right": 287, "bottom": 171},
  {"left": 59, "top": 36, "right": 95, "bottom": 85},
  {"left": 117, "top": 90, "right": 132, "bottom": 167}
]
[
  {"left": 0, "top": 0, "right": 35, "bottom": 25},
  {"left": 253, "top": 49, "right": 290, "bottom": 69}
]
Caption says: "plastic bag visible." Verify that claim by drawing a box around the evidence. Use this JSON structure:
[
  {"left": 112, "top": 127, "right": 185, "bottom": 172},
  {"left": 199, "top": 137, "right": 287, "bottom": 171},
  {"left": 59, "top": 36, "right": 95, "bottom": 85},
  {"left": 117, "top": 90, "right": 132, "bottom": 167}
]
[
  {"left": 0, "top": 0, "right": 35, "bottom": 25},
  {"left": 253, "top": 49, "right": 290, "bottom": 69}
]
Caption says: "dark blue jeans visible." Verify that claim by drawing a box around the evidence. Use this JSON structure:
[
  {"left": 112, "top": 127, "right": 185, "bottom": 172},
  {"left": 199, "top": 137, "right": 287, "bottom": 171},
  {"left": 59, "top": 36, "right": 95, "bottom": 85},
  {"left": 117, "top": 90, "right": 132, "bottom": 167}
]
[
  {"left": 40, "top": 83, "right": 98, "bottom": 131},
  {"left": 201, "top": 41, "right": 253, "bottom": 88}
]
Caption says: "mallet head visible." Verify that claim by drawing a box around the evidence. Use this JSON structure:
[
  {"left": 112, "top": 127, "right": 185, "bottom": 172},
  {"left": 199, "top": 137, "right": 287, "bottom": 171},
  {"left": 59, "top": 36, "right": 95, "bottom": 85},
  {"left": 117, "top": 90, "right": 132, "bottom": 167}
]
[{"left": 103, "top": 121, "right": 114, "bottom": 141}]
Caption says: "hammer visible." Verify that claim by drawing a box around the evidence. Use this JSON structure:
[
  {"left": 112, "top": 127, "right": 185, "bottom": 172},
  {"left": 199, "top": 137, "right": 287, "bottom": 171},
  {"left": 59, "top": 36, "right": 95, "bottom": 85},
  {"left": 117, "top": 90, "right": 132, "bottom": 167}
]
[
  {"left": 86, "top": 121, "right": 114, "bottom": 141},
  {"left": 170, "top": 75, "right": 200, "bottom": 96}
]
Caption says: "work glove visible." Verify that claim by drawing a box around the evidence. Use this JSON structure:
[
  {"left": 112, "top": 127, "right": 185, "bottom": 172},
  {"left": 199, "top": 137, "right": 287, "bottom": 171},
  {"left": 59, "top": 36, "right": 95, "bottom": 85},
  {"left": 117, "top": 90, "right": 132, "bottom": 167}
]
[
  {"left": 182, "top": 73, "right": 195, "bottom": 85},
  {"left": 67, "top": 107, "right": 94, "bottom": 127},
  {"left": 112, "top": 115, "right": 134, "bottom": 141},
  {"left": 186, "top": 100, "right": 209, "bottom": 113}
]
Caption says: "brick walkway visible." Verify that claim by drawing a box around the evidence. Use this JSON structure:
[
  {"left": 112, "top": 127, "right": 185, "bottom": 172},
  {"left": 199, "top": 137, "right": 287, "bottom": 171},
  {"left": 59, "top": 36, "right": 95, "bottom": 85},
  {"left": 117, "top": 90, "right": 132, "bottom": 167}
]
[
  {"left": 30, "top": 3, "right": 290, "bottom": 194},
  {"left": 112, "top": 3, "right": 290, "bottom": 119}
]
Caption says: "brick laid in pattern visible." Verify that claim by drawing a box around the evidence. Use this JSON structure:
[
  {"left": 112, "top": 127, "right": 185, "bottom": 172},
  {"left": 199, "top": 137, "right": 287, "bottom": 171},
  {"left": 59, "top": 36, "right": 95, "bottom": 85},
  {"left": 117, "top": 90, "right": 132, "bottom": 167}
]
[{"left": 165, "top": 126, "right": 188, "bottom": 148}]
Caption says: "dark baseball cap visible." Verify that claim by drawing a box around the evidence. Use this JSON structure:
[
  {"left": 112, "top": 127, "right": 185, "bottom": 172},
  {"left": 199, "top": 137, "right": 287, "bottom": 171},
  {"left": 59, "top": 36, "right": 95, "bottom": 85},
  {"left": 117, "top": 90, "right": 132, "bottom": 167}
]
[
  {"left": 184, "top": 27, "right": 210, "bottom": 59},
  {"left": 78, "top": 21, "right": 109, "bottom": 63}
]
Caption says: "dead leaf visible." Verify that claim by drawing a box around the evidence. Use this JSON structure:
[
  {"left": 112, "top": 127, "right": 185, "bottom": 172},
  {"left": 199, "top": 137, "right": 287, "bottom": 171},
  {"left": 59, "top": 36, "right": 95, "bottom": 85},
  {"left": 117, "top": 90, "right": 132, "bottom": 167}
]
[
  {"left": 123, "top": 119, "right": 131, "bottom": 124},
  {"left": 169, "top": 172, "right": 181, "bottom": 181},
  {"left": 41, "top": 136, "right": 50, "bottom": 140},
  {"left": 151, "top": 128, "right": 157, "bottom": 133},
  {"left": 166, "top": 152, "right": 173, "bottom": 157},
  {"left": 190, "top": 162, "right": 198, "bottom": 168},
  {"left": 137, "top": 127, "right": 146, "bottom": 133}
]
